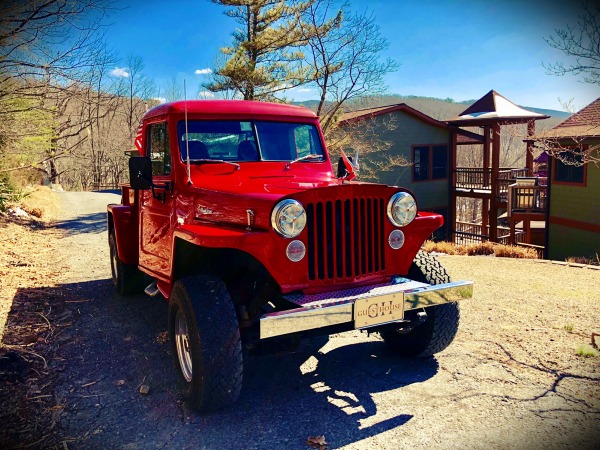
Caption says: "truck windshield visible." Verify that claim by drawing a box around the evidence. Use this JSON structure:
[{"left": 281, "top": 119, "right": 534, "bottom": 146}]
[{"left": 177, "top": 120, "right": 325, "bottom": 163}]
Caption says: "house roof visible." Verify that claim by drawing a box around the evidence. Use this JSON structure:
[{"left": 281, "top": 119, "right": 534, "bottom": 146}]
[
  {"left": 532, "top": 97, "right": 600, "bottom": 140},
  {"left": 447, "top": 90, "right": 549, "bottom": 125},
  {"left": 338, "top": 103, "right": 448, "bottom": 128}
]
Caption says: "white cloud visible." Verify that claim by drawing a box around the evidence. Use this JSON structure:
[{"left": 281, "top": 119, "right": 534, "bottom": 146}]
[
  {"left": 194, "top": 68, "right": 213, "bottom": 75},
  {"left": 296, "top": 88, "right": 313, "bottom": 93},
  {"left": 152, "top": 97, "right": 167, "bottom": 104},
  {"left": 198, "top": 91, "right": 215, "bottom": 98},
  {"left": 110, "top": 67, "right": 129, "bottom": 78}
]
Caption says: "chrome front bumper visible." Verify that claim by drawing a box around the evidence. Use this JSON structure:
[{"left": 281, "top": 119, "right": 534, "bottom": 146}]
[{"left": 260, "top": 278, "right": 473, "bottom": 339}]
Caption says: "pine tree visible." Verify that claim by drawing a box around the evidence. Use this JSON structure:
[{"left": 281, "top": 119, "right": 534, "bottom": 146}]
[{"left": 206, "top": 0, "right": 339, "bottom": 101}]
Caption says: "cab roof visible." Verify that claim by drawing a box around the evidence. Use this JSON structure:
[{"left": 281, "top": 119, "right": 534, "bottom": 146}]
[{"left": 144, "top": 100, "right": 317, "bottom": 121}]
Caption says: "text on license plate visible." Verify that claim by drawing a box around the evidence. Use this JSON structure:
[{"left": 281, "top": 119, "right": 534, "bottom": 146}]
[{"left": 354, "top": 293, "right": 405, "bottom": 328}]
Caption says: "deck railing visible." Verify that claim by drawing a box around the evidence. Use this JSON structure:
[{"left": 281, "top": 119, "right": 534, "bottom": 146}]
[
  {"left": 454, "top": 221, "right": 525, "bottom": 245},
  {"left": 455, "top": 167, "right": 530, "bottom": 194},
  {"left": 507, "top": 184, "right": 548, "bottom": 216}
]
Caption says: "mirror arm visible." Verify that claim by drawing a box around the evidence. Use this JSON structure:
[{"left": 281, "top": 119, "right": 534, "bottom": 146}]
[{"left": 135, "top": 171, "right": 171, "bottom": 203}]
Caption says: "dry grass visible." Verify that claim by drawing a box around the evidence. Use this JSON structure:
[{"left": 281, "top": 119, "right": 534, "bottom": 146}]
[
  {"left": 19, "top": 186, "right": 60, "bottom": 221},
  {"left": 0, "top": 190, "right": 67, "bottom": 449},
  {"left": 566, "top": 254, "right": 600, "bottom": 266},
  {"left": 422, "top": 240, "right": 539, "bottom": 259}
]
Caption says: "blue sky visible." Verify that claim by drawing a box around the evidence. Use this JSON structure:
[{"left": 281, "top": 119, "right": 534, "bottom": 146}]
[{"left": 100, "top": 0, "right": 598, "bottom": 111}]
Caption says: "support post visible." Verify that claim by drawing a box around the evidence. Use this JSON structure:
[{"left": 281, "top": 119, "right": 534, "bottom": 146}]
[
  {"left": 450, "top": 128, "right": 457, "bottom": 243},
  {"left": 489, "top": 123, "right": 501, "bottom": 242},
  {"left": 483, "top": 126, "right": 491, "bottom": 188},
  {"left": 526, "top": 120, "right": 535, "bottom": 176}
]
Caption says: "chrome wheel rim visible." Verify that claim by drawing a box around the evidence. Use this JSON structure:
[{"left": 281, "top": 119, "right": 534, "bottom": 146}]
[{"left": 175, "top": 309, "right": 193, "bottom": 382}]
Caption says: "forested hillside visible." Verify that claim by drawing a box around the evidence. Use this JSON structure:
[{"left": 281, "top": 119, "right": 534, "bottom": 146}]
[{"left": 1, "top": 88, "right": 568, "bottom": 196}]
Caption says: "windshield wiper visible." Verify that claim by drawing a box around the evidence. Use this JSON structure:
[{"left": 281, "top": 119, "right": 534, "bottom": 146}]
[
  {"left": 191, "top": 159, "right": 240, "bottom": 170},
  {"left": 286, "top": 154, "right": 324, "bottom": 168}
]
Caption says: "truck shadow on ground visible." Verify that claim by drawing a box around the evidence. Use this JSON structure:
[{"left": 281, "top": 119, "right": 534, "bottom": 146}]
[
  {"left": 4, "top": 278, "right": 439, "bottom": 449},
  {"left": 236, "top": 340, "right": 438, "bottom": 448}
]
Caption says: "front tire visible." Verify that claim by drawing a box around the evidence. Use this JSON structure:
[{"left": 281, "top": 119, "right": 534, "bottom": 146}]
[
  {"left": 380, "top": 251, "right": 460, "bottom": 357},
  {"left": 168, "top": 275, "right": 243, "bottom": 412}
]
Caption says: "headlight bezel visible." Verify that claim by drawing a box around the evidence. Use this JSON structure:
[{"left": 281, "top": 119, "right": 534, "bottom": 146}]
[
  {"left": 271, "top": 199, "right": 307, "bottom": 238},
  {"left": 387, "top": 191, "right": 417, "bottom": 227}
]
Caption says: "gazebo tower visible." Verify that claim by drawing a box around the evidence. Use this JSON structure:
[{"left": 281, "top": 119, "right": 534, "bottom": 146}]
[{"left": 446, "top": 90, "right": 549, "bottom": 243}]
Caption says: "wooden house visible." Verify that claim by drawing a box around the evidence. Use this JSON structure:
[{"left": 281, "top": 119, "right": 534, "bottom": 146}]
[
  {"left": 339, "top": 103, "right": 452, "bottom": 240},
  {"left": 529, "top": 98, "right": 600, "bottom": 261},
  {"left": 339, "top": 91, "right": 551, "bottom": 248}
]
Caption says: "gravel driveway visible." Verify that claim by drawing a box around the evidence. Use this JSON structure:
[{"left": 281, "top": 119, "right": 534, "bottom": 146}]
[{"left": 50, "top": 191, "right": 599, "bottom": 449}]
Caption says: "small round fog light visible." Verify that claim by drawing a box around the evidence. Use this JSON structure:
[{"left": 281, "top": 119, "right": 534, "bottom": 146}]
[
  {"left": 286, "top": 240, "right": 306, "bottom": 262},
  {"left": 388, "top": 230, "right": 405, "bottom": 250}
]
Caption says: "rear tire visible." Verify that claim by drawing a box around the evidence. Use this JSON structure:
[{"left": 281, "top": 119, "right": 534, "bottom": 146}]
[
  {"left": 168, "top": 275, "right": 243, "bottom": 412},
  {"left": 109, "top": 231, "right": 145, "bottom": 295},
  {"left": 380, "top": 251, "right": 460, "bottom": 357}
]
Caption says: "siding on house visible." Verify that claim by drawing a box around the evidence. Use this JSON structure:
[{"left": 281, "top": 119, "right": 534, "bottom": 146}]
[
  {"left": 353, "top": 110, "right": 451, "bottom": 212},
  {"left": 548, "top": 162, "right": 600, "bottom": 260}
]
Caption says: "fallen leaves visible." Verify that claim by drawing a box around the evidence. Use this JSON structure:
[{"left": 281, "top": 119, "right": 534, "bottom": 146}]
[
  {"left": 156, "top": 331, "right": 169, "bottom": 344},
  {"left": 0, "top": 214, "right": 73, "bottom": 448},
  {"left": 306, "top": 435, "right": 328, "bottom": 450}
]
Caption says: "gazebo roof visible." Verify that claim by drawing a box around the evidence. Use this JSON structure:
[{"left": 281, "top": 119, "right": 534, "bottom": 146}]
[{"left": 447, "top": 90, "right": 549, "bottom": 125}]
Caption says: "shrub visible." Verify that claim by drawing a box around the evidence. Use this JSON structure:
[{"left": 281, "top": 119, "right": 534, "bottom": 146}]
[
  {"left": 576, "top": 345, "right": 598, "bottom": 358},
  {"left": 423, "top": 240, "right": 538, "bottom": 259},
  {"left": 566, "top": 255, "right": 600, "bottom": 266}
]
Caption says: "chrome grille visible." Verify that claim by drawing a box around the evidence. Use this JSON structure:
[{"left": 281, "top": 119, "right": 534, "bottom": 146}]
[{"left": 306, "top": 198, "right": 386, "bottom": 280}]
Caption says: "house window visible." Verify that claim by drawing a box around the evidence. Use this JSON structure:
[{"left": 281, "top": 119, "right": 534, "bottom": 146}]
[
  {"left": 413, "top": 145, "right": 448, "bottom": 181},
  {"left": 554, "top": 151, "right": 585, "bottom": 185},
  {"left": 147, "top": 122, "right": 171, "bottom": 176}
]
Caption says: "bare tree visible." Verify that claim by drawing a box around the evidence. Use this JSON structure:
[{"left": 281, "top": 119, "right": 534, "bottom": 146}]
[
  {"left": 544, "top": 2, "right": 600, "bottom": 86},
  {"left": 162, "top": 76, "right": 183, "bottom": 102},
  {"left": 0, "top": 0, "right": 114, "bottom": 111},
  {"left": 532, "top": 129, "right": 600, "bottom": 167},
  {"left": 302, "top": 0, "right": 399, "bottom": 133},
  {"left": 114, "top": 55, "right": 156, "bottom": 139},
  {"left": 327, "top": 113, "right": 410, "bottom": 183},
  {"left": 0, "top": 0, "right": 117, "bottom": 190}
]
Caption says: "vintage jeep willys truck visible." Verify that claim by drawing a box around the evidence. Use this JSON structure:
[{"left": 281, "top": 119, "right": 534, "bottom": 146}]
[{"left": 108, "top": 100, "right": 472, "bottom": 412}]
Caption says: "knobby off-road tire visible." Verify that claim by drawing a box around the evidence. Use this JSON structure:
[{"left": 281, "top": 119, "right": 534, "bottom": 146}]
[
  {"left": 109, "top": 231, "right": 145, "bottom": 295},
  {"left": 380, "top": 251, "right": 460, "bottom": 358},
  {"left": 168, "top": 275, "right": 243, "bottom": 412}
]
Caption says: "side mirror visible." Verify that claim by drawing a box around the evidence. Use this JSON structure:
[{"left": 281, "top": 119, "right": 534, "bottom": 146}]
[{"left": 129, "top": 157, "right": 153, "bottom": 190}]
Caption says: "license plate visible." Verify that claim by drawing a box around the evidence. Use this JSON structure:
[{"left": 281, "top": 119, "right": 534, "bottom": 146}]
[{"left": 354, "top": 293, "right": 404, "bottom": 328}]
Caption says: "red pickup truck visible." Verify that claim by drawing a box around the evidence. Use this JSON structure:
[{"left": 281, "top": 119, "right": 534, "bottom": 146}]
[{"left": 108, "top": 100, "right": 472, "bottom": 412}]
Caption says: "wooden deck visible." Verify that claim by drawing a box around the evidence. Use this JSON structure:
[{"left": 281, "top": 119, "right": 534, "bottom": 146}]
[
  {"left": 453, "top": 221, "right": 525, "bottom": 245},
  {"left": 454, "top": 167, "right": 530, "bottom": 197}
]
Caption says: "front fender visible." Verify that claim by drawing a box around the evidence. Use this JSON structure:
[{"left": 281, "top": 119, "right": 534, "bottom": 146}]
[{"left": 108, "top": 204, "right": 139, "bottom": 265}]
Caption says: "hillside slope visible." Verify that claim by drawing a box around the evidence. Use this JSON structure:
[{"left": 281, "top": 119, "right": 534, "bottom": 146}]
[{"left": 296, "top": 95, "right": 570, "bottom": 123}]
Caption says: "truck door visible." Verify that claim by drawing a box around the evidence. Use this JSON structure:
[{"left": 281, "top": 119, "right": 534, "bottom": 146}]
[{"left": 138, "top": 120, "right": 174, "bottom": 278}]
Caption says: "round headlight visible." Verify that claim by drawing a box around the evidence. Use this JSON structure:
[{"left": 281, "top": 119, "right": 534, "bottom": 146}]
[
  {"left": 271, "top": 199, "right": 306, "bottom": 238},
  {"left": 387, "top": 192, "right": 417, "bottom": 227}
]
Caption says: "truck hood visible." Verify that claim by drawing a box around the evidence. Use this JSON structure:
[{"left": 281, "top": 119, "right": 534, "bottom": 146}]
[
  {"left": 188, "top": 161, "right": 340, "bottom": 199},
  {"left": 182, "top": 162, "right": 391, "bottom": 231}
]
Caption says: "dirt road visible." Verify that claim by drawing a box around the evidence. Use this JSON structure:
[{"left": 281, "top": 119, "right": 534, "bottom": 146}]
[{"left": 43, "top": 192, "right": 600, "bottom": 448}]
